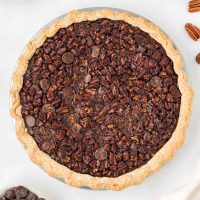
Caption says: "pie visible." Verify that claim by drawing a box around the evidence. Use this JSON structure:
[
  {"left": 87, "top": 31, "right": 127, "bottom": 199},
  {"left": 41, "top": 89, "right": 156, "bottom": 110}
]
[{"left": 10, "top": 9, "right": 193, "bottom": 190}]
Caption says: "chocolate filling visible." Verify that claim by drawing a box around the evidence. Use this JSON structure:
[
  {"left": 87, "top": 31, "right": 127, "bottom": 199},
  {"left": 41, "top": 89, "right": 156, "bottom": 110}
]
[{"left": 20, "top": 18, "right": 181, "bottom": 177}]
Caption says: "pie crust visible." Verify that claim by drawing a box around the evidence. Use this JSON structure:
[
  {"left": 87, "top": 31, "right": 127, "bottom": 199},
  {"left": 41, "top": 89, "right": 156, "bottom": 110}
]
[{"left": 10, "top": 9, "right": 193, "bottom": 190}]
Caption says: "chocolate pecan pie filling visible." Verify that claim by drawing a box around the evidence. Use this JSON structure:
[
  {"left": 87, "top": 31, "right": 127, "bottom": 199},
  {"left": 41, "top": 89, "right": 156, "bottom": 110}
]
[{"left": 20, "top": 18, "right": 181, "bottom": 177}]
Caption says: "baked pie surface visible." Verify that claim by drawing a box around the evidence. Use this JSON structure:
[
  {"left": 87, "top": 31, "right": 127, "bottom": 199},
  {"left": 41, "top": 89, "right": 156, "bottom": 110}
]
[{"left": 11, "top": 9, "right": 193, "bottom": 190}]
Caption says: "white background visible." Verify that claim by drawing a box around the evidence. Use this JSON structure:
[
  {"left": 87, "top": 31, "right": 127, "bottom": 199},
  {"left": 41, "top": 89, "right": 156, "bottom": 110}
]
[{"left": 0, "top": 0, "right": 200, "bottom": 199}]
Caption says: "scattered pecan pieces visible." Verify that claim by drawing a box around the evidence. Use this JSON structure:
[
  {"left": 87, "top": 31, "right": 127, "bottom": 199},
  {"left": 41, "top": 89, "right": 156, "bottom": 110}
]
[
  {"left": 20, "top": 18, "right": 181, "bottom": 178},
  {"left": 188, "top": 0, "right": 200, "bottom": 12},
  {"left": 196, "top": 53, "right": 200, "bottom": 64},
  {"left": 185, "top": 23, "right": 200, "bottom": 41}
]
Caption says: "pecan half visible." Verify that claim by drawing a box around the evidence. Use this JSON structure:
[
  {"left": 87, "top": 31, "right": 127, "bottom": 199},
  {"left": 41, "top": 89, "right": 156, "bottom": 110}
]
[
  {"left": 185, "top": 23, "right": 200, "bottom": 41},
  {"left": 188, "top": 0, "right": 200, "bottom": 12},
  {"left": 196, "top": 53, "right": 200, "bottom": 64}
]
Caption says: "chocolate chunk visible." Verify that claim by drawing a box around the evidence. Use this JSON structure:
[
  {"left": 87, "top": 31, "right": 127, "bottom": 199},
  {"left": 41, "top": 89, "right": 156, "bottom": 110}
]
[
  {"left": 4, "top": 188, "right": 16, "bottom": 199},
  {"left": 149, "top": 76, "right": 162, "bottom": 87},
  {"left": 26, "top": 192, "right": 38, "bottom": 200},
  {"left": 98, "top": 86, "right": 107, "bottom": 94},
  {"left": 25, "top": 116, "right": 35, "bottom": 127},
  {"left": 15, "top": 186, "right": 28, "bottom": 198},
  {"left": 62, "top": 52, "right": 74, "bottom": 64},
  {"left": 91, "top": 46, "right": 100, "bottom": 58},
  {"left": 85, "top": 74, "right": 92, "bottom": 83},
  {"left": 95, "top": 148, "right": 107, "bottom": 161},
  {"left": 39, "top": 79, "right": 49, "bottom": 91}
]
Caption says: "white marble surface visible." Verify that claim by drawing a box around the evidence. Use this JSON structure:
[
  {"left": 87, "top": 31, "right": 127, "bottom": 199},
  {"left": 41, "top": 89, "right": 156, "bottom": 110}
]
[{"left": 0, "top": 0, "right": 200, "bottom": 199}]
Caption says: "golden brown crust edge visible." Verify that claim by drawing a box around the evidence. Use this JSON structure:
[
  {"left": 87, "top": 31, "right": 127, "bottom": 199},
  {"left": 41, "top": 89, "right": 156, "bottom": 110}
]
[{"left": 10, "top": 9, "right": 193, "bottom": 191}]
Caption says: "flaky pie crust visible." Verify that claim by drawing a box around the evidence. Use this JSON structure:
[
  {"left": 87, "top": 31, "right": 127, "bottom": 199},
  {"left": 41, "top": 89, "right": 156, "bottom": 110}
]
[{"left": 10, "top": 9, "right": 193, "bottom": 190}]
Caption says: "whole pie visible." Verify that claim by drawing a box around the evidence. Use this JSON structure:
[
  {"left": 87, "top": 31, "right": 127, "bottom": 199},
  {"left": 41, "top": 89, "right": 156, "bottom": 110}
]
[{"left": 11, "top": 9, "right": 193, "bottom": 190}]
